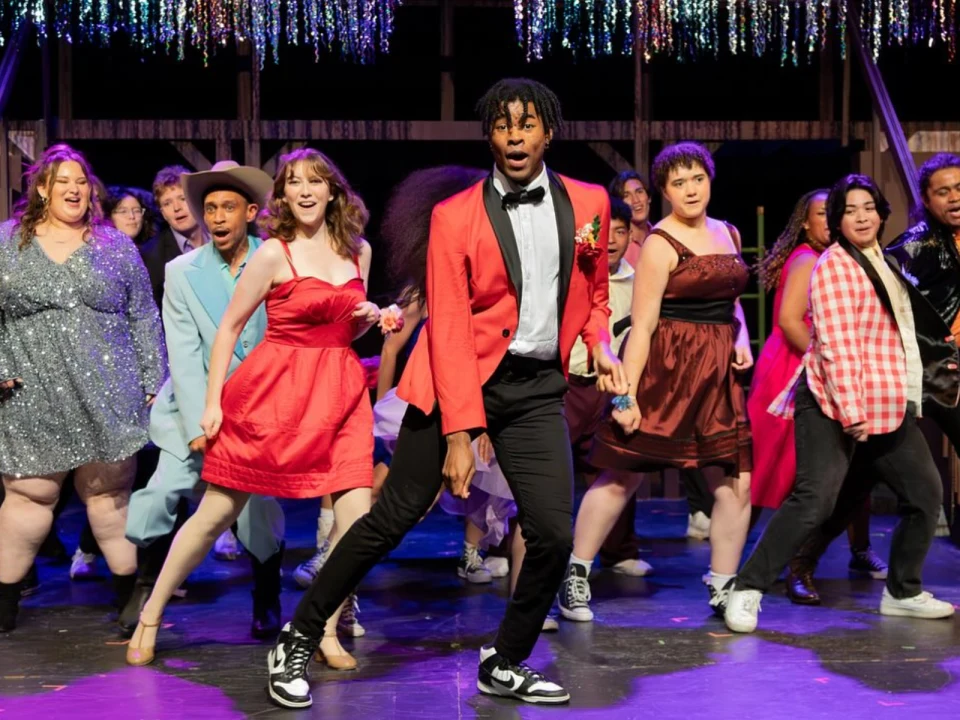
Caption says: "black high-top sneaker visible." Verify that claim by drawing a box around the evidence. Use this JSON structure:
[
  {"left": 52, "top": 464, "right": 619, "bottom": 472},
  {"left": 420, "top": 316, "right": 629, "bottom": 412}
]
[
  {"left": 477, "top": 645, "right": 570, "bottom": 705},
  {"left": 706, "top": 576, "right": 736, "bottom": 617},
  {"left": 267, "top": 622, "right": 316, "bottom": 709}
]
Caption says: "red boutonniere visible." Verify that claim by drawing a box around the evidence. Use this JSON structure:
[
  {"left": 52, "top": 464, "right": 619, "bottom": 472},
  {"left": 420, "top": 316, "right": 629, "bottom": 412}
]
[{"left": 575, "top": 215, "right": 603, "bottom": 268}]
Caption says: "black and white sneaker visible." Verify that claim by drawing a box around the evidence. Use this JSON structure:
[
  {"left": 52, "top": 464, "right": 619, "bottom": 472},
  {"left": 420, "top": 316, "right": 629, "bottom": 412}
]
[
  {"left": 477, "top": 645, "right": 570, "bottom": 704},
  {"left": 267, "top": 622, "right": 316, "bottom": 709},
  {"left": 706, "top": 576, "right": 736, "bottom": 617},
  {"left": 558, "top": 563, "right": 593, "bottom": 621}
]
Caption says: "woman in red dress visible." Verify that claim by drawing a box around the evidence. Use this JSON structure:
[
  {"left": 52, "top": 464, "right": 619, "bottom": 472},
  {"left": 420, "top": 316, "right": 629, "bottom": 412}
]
[
  {"left": 750, "top": 190, "right": 889, "bottom": 604},
  {"left": 127, "top": 148, "right": 384, "bottom": 668}
]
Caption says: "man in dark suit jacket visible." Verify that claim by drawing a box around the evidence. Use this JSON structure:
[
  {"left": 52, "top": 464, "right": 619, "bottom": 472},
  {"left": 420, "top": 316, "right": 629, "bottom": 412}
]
[{"left": 140, "top": 165, "right": 207, "bottom": 308}]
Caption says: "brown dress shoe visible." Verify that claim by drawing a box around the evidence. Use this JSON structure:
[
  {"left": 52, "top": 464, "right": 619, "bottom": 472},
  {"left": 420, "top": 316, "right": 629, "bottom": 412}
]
[{"left": 785, "top": 567, "right": 821, "bottom": 605}]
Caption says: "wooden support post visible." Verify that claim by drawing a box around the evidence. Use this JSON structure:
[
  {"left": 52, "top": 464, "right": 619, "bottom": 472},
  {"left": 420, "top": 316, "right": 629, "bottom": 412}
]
[
  {"left": 262, "top": 141, "right": 306, "bottom": 177},
  {"left": 633, "top": 17, "right": 649, "bottom": 178},
  {"left": 238, "top": 41, "right": 261, "bottom": 168},
  {"left": 440, "top": 0, "right": 455, "bottom": 121},
  {"left": 819, "top": 36, "right": 834, "bottom": 124},
  {"left": 842, "top": 38, "right": 851, "bottom": 147},
  {"left": 57, "top": 39, "right": 72, "bottom": 123},
  {"left": 588, "top": 142, "right": 635, "bottom": 174}
]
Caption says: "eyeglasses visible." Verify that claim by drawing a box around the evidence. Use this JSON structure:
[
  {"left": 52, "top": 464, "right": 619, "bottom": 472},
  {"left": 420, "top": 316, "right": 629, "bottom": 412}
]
[{"left": 113, "top": 207, "right": 145, "bottom": 217}]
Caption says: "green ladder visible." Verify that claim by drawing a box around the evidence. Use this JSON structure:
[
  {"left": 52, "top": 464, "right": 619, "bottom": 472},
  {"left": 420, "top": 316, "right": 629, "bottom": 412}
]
[{"left": 740, "top": 206, "right": 767, "bottom": 356}]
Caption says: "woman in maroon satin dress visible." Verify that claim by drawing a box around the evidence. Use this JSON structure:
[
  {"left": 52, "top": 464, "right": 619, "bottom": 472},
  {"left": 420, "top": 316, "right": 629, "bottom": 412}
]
[{"left": 586, "top": 142, "right": 754, "bottom": 614}]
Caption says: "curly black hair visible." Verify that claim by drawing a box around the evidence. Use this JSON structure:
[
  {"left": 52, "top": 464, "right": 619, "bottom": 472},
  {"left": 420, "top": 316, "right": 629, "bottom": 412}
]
[
  {"left": 913, "top": 153, "right": 960, "bottom": 224},
  {"left": 103, "top": 186, "right": 158, "bottom": 246},
  {"left": 381, "top": 166, "right": 487, "bottom": 307},
  {"left": 826, "top": 174, "right": 891, "bottom": 244},
  {"left": 475, "top": 78, "right": 564, "bottom": 138},
  {"left": 755, "top": 189, "right": 829, "bottom": 292}
]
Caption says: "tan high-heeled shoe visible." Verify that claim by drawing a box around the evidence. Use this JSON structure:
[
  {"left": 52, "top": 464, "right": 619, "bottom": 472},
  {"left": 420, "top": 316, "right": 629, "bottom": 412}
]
[
  {"left": 314, "top": 634, "right": 357, "bottom": 671},
  {"left": 126, "top": 615, "right": 162, "bottom": 666}
]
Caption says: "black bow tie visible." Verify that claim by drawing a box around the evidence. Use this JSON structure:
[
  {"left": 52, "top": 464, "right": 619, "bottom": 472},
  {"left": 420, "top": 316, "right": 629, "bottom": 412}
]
[{"left": 501, "top": 186, "right": 545, "bottom": 209}]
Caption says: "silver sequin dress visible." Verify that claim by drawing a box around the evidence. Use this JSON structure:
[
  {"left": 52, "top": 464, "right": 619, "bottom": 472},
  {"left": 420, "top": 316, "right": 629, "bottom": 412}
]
[{"left": 0, "top": 220, "right": 167, "bottom": 476}]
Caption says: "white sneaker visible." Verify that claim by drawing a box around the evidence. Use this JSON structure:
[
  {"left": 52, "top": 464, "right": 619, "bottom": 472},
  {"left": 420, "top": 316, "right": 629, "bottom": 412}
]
[
  {"left": 317, "top": 511, "right": 335, "bottom": 548},
  {"left": 879, "top": 587, "right": 955, "bottom": 619},
  {"left": 69, "top": 548, "right": 98, "bottom": 580},
  {"left": 935, "top": 507, "right": 951, "bottom": 538},
  {"left": 483, "top": 556, "right": 509, "bottom": 578},
  {"left": 724, "top": 587, "right": 763, "bottom": 633},
  {"left": 293, "top": 541, "right": 329, "bottom": 589},
  {"left": 611, "top": 558, "right": 653, "bottom": 576},
  {"left": 541, "top": 615, "right": 559, "bottom": 632},
  {"left": 687, "top": 511, "right": 710, "bottom": 540},
  {"left": 213, "top": 528, "right": 239, "bottom": 561},
  {"left": 337, "top": 593, "right": 366, "bottom": 637}
]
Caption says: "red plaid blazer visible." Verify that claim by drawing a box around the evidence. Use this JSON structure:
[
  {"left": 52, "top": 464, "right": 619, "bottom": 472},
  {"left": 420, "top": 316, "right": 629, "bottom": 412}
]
[{"left": 770, "top": 242, "right": 909, "bottom": 434}]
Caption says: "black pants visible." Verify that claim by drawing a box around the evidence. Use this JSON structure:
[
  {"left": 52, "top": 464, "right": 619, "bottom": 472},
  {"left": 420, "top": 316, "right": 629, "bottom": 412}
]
[
  {"left": 737, "top": 376, "right": 942, "bottom": 599},
  {"left": 683, "top": 468, "right": 714, "bottom": 518},
  {"left": 293, "top": 356, "right": 574, "bottom": 663}
]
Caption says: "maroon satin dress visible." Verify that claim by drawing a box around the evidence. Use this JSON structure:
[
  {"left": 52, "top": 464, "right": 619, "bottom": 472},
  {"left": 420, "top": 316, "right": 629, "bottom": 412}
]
[
  {"left": 589, "top": 229, "right": 752, "bottom": 476},
  {"left": 202, "top": 243, "right": 374, "bottom": 499}
]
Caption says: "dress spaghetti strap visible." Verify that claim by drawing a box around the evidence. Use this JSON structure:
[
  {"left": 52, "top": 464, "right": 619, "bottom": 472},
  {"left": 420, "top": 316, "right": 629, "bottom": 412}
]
[
  {"left": 352, "top": 252, "right": 363, "bottom": 280},
  {"left": 279, "top": 241, "right": 299, "bottom": 278},
  {"left": 648, "top": 228, "right": 692, "bottom": 261}
]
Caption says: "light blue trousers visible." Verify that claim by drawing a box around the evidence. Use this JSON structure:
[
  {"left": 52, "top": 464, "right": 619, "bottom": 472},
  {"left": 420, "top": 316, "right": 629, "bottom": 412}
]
[{"left": 125, "top": 448, "right": 285, "bottom": 563}]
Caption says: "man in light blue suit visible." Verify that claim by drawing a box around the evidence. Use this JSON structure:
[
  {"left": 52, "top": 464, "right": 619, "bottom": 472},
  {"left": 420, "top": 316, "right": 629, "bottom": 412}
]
[{"left": 122, "top": 161, "right": 286, "bottom": 639}]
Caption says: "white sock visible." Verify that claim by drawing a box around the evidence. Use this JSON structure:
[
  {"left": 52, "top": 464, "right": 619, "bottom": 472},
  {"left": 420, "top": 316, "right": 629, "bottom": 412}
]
[
  {"left": 570, "top": 554, "right": 593, "bottom": 575},
  {"left": 316, "top": 507, "right": 335, "bottom": 548},
  {"left": 709, "top": 570, "right": 735, "bottom": 591}
]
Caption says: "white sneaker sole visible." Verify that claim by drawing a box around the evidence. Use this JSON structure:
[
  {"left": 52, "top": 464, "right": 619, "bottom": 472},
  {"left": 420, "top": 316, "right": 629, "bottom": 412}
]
[
  {"left": 850, "top": 568, "right": 888, "bottom": 580},
  {"left": 880, "top": 603, "right": 955, "bottom": 619},
  {"left": 457, "top": 568, "right": 493, "bottom": 584},
  {"left": 611, "top": 564, "right": 652, "bottom": 577},
  {"left": 724, "top": 614, "right": 758, "bottom": 633},
  {"left": 293, "top": 570, "right": 317, "bottom": 589},
  {"left": 477, "top": 680, "right": 570, "bottom": 704},
  {"left": 267, "top": 682, "right": 313, "bottom": 709},
  {"left": 558, "top": 605, "right": 594, "bottom": 622}
]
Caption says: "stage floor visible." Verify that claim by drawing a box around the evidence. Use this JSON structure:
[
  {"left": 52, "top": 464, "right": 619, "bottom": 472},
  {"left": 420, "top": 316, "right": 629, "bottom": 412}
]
[{"left": 2, "top": 497, "right": 959, "bottom": 720}]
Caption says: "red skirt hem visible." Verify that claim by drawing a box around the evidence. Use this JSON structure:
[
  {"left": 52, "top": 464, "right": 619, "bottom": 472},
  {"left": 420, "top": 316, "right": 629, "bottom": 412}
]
[{"left": 201, "top": 457, "right": 373, "bottom": 499}]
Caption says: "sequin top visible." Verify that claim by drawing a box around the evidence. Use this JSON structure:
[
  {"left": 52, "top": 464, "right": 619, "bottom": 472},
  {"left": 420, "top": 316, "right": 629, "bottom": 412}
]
[{"left": 0, "top": 220, "right": 167, "bottom": 476}]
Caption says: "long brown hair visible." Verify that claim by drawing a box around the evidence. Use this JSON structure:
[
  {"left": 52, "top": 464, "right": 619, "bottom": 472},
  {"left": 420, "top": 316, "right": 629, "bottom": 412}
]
[
  {"left": 14, "top": 144, "right": 103, "bottom": 250},
  {"left": 754, "top": 189, "right": 830, "bottom": 292},
  {"left": 258, "top": 147, "right": 368, "bottom": 258}
]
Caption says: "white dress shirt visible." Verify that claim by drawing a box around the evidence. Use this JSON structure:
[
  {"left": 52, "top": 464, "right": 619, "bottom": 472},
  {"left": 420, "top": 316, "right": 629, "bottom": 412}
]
[
  {"left": 492, "top": 164, "right": 560, "bottom": 360},
  {"left": 568, "top": 259, "right": 634, "bottom": 377}
]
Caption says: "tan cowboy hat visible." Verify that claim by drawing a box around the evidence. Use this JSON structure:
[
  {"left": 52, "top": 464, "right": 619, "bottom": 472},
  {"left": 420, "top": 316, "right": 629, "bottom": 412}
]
[{"left": 181, "top": 160, "right": 274, "bottom": 224}]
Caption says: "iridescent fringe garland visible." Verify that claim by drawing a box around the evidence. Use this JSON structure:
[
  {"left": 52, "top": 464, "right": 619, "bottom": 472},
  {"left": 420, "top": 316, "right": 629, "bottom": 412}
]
[
  {"left": 515, "top": 0, "right": 958, "bottom": 63},
  {"left": 0, "top": 0, "right": 400, "bottom": 65}
]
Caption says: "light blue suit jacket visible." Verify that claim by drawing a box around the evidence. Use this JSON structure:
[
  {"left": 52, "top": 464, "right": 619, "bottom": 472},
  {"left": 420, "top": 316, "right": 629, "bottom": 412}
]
[{"left": 148, "top": 236, "right": 266, "bottom": 461}]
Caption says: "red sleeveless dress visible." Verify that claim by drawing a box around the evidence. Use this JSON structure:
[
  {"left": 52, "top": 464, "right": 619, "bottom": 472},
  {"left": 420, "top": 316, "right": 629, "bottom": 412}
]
[{"left": 202, "top": 243, "right": 374, "bottom": 499}]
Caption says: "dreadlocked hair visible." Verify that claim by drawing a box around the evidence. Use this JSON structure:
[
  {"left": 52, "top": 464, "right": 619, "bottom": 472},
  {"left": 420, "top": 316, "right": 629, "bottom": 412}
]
[
  {"left": 754, "top": 189, "right": 830, "bottom": 292},
  {"left": 475, "top": 78, "right": 564, "bottom": 138},
  {"left": 381, "top": 166, "right": 487, "bottom": 308}
]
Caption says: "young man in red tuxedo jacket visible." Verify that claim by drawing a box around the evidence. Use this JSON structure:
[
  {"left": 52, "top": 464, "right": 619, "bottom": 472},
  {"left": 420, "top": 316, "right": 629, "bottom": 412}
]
[{"left": 266, "top": 78, "right": 627, "bottom": 710}]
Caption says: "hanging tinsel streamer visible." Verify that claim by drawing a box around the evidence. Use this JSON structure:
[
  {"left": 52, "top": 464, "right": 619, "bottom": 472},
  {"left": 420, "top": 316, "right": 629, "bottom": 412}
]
[
  {"left": 0, "top": 0, "right": 399, "bottom": 64},
  {"left": 520, "top": 0, "right": 959, "bottom": 64}
]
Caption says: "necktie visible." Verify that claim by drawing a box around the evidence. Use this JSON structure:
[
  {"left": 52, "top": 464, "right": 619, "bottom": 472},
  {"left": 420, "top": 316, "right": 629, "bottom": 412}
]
[{"left": 501, "top": 186, "right": 545, "bottom": 210}]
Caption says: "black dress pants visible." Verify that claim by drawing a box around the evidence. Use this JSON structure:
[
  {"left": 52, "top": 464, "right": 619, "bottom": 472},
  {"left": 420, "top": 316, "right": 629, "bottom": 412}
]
[{"left": 293, "top": 355, "right": 574, "bottom": 662}]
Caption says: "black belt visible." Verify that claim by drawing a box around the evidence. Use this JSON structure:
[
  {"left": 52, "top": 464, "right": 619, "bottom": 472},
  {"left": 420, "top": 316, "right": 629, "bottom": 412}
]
[{"left": 659, "top": 299, "right": 735, "bottom": 325}]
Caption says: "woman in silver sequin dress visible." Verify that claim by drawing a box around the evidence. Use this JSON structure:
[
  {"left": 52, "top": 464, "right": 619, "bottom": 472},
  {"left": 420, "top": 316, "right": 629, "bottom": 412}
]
[{"left": 0, "top": 145, "right": 167, "bottom": 632}]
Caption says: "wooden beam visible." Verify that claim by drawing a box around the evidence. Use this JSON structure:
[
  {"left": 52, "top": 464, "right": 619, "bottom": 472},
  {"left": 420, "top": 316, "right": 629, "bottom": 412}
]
[
  {"left": 237, "top": 40, "right": 261, "bottom": 168},
  {"left": 440, "top": 0, "right": 455, "bottom": 121},
  {"left": 18, "top": 118, "right": 893, "bottom": 142},
  {"left": 58, "top": 39, "right": 73, "bottom": 122},
  {"left": 633, "top": 14, "right": 650, "bottom": 178},
  {"left": 171, "top": 141, "right": 212, "bottom": 170},
  {"left": 819, "top": 36, "right": 834, "bottom": 124},
  {"left": 842, "top": 42, "right": 851, "bottom": 147},
  {"left": 588, "top": 142, "right": 634, "bottom": 173},
  {"left": 847, "top": 1, "right": 919, "bottom": 208}
]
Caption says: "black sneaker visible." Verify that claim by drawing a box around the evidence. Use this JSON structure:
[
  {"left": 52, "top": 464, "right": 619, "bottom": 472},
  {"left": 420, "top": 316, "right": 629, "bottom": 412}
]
[
  {"left": 267, "top": 622, "right": 316, "bottom": 709},
  {"left": 706, "top": 576, "right": 735, "bottom": 617},
  {"left": 557, "top": 563, "right": 593, "bottom": 621},
  {"left": 849, "top": 548, "right": 888, "bottom": 580},
  {"left": 477, "top": 645, "right": 570, "bottom": 704}
]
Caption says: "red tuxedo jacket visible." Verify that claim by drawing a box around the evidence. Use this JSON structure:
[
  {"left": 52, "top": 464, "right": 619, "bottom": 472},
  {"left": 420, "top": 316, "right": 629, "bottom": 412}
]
[{"left": 397, "top": 170, "right": 612, "bottom": 435}]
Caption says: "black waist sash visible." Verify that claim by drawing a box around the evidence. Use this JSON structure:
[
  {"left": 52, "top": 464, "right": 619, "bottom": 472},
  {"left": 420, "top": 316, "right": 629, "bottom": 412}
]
[{"left": 659, "top": 298, "right": 736, "bottom": 324}]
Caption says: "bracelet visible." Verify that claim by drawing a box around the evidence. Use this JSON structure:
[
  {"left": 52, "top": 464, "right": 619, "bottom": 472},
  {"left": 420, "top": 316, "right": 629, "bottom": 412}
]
[{"left": 611, "top": 394, "right": 635, "bottom": 411}]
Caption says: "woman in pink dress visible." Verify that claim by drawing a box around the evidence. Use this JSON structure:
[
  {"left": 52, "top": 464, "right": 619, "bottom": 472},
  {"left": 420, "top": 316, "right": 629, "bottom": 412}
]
[{"left": 749, "top": 189, "right": 887, "bottom": 604}]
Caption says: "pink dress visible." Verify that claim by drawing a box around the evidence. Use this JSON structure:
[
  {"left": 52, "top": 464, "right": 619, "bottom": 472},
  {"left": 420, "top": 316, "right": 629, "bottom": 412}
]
[{"left": 747, "top": 244, "right": 820, "bottom": 509}]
